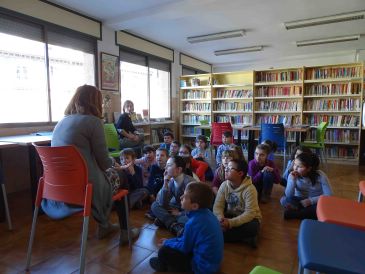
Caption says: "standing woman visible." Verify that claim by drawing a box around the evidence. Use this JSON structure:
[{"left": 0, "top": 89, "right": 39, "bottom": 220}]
[
  {"left": 45, "top": 85, "right": 134, "bottom": 242},
  {"left": 115, "top": 100, "right": 144, "bottom": 149}
]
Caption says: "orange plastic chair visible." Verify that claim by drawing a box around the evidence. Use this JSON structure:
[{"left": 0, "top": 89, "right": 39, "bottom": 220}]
[
  {"left": 210, "top": 122, "right": 233, "bottom": 147},
  {"left": 25, "top": 145, "right": 131, "bottom": 274},
  {"left": 317, "top": 181, "right": 365, "bottom": 232},
  {"left": 25, "top": 145, "right": 92, "bottom": 273}
]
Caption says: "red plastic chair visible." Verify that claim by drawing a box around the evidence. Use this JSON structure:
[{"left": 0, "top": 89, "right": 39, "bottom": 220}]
[
  {"left": 317, "top": 181, "right": 365, "bottom": 232},
  {"left": 25, "top": 145, "right": 131, "bottom": 274},
  {"left": 210, "top": 122, "right": 233, "bottom": 147}
]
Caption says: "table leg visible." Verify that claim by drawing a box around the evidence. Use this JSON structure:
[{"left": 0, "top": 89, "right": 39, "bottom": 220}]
[
  {"left": 236, "top": 129, "right": 242, "bottom": 145},
  {"left": 295, "top": 132, "right": 300, "bottom": 146},
  {"left": 248, "top": 129, "right": 255, "bottom": 161},
  {"left": 0, "top": 151, "right": 5, "bottom": 222}
]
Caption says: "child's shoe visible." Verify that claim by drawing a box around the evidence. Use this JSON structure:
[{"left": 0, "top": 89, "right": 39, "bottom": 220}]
[
  {"left": 119, "top": 227, "right": 140, "bottom": 246},
  {"left": 145, "top": 210, "right": 155, "bottom": 220},
  {"left": 154, "top": 218, "right": 165, "bottom": 227},
  {"left": 169, "top": 222, "right": 185, "bottom": 237},
  {"left": 97, "top": 223, "right": 119, "bottom": 239},
  {"left": 149, "top": 257, "right": 167, "bottom": 272}
]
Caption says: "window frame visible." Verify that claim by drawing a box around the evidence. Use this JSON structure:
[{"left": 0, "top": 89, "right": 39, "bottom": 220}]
[
  {"left": 120, "top": 47, "right": 172, "bottom": 120},
  {"left": 0, "top": 8, "right": 98, "bottom": 127}
]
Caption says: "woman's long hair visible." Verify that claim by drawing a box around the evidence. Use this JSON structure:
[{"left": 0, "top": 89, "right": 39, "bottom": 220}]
[
  {"left": 122, "top": 100, "right": 134, "bottom": 113},
  {"left": 64, "top": 85, "right": 103, "bottom": 118}
]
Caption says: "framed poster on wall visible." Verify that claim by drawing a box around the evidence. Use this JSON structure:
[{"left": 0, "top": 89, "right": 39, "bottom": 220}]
[{"left": 100, "top": 52, "right": 119, "bottom": 91}]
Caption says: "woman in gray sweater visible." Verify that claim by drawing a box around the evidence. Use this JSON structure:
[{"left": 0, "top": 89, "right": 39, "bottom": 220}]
[{"left": 43, "top": 85, "right": 137, "bottom": 243}]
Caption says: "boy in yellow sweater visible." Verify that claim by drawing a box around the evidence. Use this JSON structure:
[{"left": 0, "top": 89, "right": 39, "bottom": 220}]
[{"left": 213, "top": 159, "right": 262, "bottom": 247}]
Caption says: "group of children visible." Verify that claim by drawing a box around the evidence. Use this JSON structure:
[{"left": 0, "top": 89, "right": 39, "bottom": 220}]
[{"left": 111, "top": 130, "right": 332, "bottom": 273}]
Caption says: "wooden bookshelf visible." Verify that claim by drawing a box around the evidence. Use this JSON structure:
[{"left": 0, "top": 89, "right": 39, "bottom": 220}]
[
  {"left": 253, "top": 67, "right": 303, "bottom": 127},
  {"left": 211, "top": 71, "right": 254, "bottom": 146},
  {"left": 178, "top": 63, "right": 364, "bottom": 163},
  {"left": 179, "top": 74, "right": 212, "bottom": 144},
  {"left": 303, "top": 63, "right": 363, "bottom": 162}
]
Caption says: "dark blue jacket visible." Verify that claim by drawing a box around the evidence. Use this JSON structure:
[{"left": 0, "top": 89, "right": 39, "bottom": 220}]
[
  {"left": 164, "top": 208, "right": 224, "bottom": 274},
  {"left": 146, "top": 164, "right": 165, "bottom": 196}
]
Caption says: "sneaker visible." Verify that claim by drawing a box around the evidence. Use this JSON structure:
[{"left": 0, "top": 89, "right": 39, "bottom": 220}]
[
  {"left": 145, "top": 210, "right": 155, "bottom": 220},
  {"left": 97, "top": 223, "right": 119, "bottom": 239},
  {"left": 149, "top": 257, "right": 167, "bottom": 272},
  {"left": 169, "top": 222, "right": 185, "bottom": 237},
  {"left": 246, "top": 235, "right": 258, "bottom": 248},
  {"left": 154, "top": 218, "right": 165, "bottom": 227},
  {"left": 284, "top": 209, "right": 300, "bottom": 220},
  {"left": 119, "top": 227, "right": 140, "bottom": 245}
]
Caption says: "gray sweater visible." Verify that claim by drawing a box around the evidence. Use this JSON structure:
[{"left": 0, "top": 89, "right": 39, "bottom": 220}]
[{"left": 51, "top": 114, "right": 112, "bottom": 225}]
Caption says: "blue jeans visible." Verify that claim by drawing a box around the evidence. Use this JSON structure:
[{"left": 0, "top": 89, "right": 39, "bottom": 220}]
[
  {"left": 280, "top": 196, "right": 317, "bottom": 220},
  {"left": 151, "top": 201, "right": 188, "bottom": 229},
  {"left": 254, "top": 171, "right": 275, "bottom": 198}
]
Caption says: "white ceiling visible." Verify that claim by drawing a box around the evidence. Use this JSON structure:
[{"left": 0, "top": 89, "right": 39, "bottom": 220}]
[{"left": 49, "top": 0, "right": 365, "bottom": 67}]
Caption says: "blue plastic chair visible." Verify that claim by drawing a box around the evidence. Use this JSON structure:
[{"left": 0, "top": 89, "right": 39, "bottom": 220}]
[
  {"left": 298, "top": 219, "right": 365, "bottom": 274},
  {"left": 0, "top": 168, "right": 12, "bottom": 230},
  {"left": 259, "top": 123, "right": 286, "bottom": 165}
]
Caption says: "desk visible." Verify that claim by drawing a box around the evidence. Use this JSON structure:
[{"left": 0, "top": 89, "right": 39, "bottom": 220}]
[
  {"left": 0, "top": 135, "right": 52, "bottom": 210},
  {"left": 237, "top": 126, "right": 310, "bottom": 161}
]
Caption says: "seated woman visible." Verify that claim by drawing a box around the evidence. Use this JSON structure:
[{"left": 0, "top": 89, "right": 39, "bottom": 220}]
[
  {"left": 115, "top": 100, "right": 144, "bottom": 150},
  {"left": 42, "top": 85, "right": 139, "bottom": 245}
]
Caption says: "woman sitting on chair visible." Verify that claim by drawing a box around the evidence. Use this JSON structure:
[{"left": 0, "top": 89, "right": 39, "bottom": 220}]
[
  {"left": 43, "top": 85, "right": 139, "bottom": 244},
  {"left": 115, "top": 100, "right": 144, "bottom": 150}
]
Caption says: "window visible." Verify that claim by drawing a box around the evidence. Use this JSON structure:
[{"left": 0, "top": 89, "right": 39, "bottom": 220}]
[
  {"left": 120, "top": 50, "right": 171, "bottom": 119},
  {"left": 0, "top": 13, "right": 96, "bottom": 124},
  {"left": 149, "top": 58, "right": 170, "bottom": 118},
  {"left": 120, "top": 51, "right": 148, "bottom": 115}
]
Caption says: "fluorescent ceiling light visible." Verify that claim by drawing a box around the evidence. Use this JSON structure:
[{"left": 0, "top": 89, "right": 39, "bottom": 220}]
[
  {"left": 214, "top": 46, "right": 263, "bottom": 56},
  {"left": 187, "top": 30, "right": 245, "bottom": 43},
  {"left": 284, "top": 10, "right": 365, "bottom": 30},
  {"left": 296, "top": 35, "right": 361, "bottom": 47}
]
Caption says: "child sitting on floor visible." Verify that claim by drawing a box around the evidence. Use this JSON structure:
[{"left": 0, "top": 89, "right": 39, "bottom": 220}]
[
  {"left": 135, "top": 145, "right": 156, "bottom": 186},
  {"left": 280, "top": 153, "right": 332, "bottom": 220},
  {"left": 118, "top": 148, "right": 149, "bottom": 209},
  {"left": 191, "top": 135, "right": 214, "bottom": 181},
  {"left": 248, "top": 144, "right": 281, "bottom": 203},
  {"left": 282, "top": 145, "right": 312, "bottom": 187},
  {"left": 160, "top": 131, "right": 174, "bottom": 153},
  {"left": 213, "top": 159, "right": 262, "bottom": 248},
  {"left": 216, "top": 130, "right": 234, "bottom": 166},
  {"left": 212, "top": 150, "right": 235, "bottom": 195},
  {"left": 151, "top": 156, "right": 196, "bottom": 236},
  {"left": 150, "top": 182, "right": 224, "bottom": 273}
]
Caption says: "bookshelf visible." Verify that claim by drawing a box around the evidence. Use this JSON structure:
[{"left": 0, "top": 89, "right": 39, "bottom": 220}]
[
  {"left": 302, "top": 63, "right": 363, "bottom": 163},
  {"left": 254, "top": 68, "right": 303, "bottom": 129},
  {"left": 178, "top": 62, "right": 364, "bottom": 163},
  {"left": 211, "top": 71, "right": 254, "bottom": 151},
  {"left": 179, "top": 74, "right": 212, "bottom": 145}
]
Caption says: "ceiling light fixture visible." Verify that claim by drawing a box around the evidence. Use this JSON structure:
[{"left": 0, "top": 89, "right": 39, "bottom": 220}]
[
  {"left": 296, "top": 35, "right": 361, "bottom": 47},
  {"left": 187, "top": 30, "right": 245, "bottom": 43},
  {"left": 284, "top": 10, "right": 365, "bottom": 30},
  {"left": 214, "top": 46, "right": 263, "bottom": 56}
]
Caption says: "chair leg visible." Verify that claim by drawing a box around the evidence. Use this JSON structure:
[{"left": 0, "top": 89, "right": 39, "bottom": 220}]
[
  {"left": 79, "top": 216, "right": 89, "bottom": 274},
  {"left": 358, "top": 191, "right": 363, "bottom": 202},
  {"left": 124, "top": 195, "right": 131, "bottom": 248},
  {"left": 1, "top": 184, "right": 12, "bottom": 230},
  {"left": 25, "top": 206, "right": 39, "bottom": 271}
]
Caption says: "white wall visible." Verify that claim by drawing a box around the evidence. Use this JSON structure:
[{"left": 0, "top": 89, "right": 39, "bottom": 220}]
[{"left": 213, "top": 50, "right": 359, "bottom": 72}]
